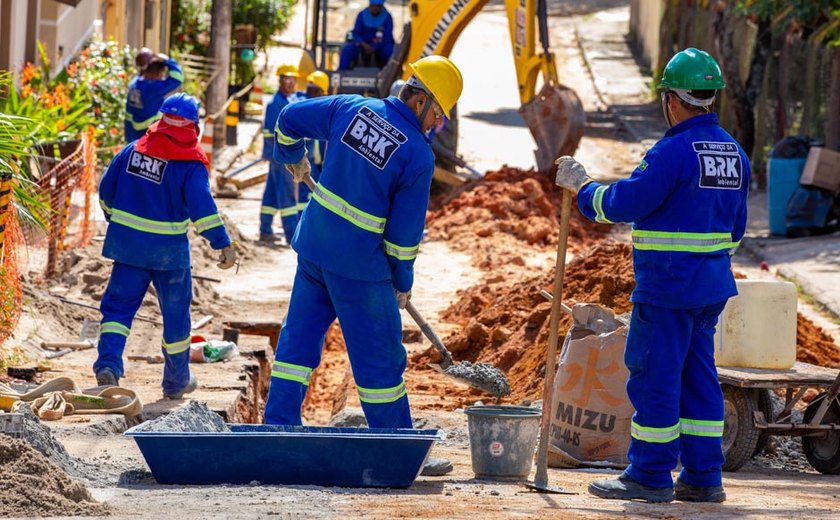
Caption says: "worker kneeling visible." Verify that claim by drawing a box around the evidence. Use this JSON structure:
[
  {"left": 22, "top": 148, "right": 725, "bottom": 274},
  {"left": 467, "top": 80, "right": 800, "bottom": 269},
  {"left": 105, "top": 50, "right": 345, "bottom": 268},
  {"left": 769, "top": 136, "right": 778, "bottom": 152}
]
[
  {"left": 264, "top": 56, "right": 462, "bottom": 429},
  {"left": 94, "top": 93, "right": 238, "bottom": 399}
]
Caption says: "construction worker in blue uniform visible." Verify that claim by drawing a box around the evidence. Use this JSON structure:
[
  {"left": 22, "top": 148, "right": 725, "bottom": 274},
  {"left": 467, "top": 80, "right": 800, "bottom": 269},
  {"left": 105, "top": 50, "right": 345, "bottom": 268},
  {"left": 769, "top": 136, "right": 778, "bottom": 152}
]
[
  {"left": 125, "top": 49, "right": 183, "bottom": 142},
  {"left": 296, "top": 70, "right": 331, "bottom": 215},
  {"left": 556, "top": 48, "right": 749, "bottom": 504},
  {"left": 95, "top": 93, "right": 238, "bottom": 398},
  {"left": 264, "top": 56, "right": 463, "bottom": 429},
  {"left": 338, "top": 0, "right": 394, "bottom": 70},
  {"left": 259, "top": 63, "right": 306, "bottom": 246}
]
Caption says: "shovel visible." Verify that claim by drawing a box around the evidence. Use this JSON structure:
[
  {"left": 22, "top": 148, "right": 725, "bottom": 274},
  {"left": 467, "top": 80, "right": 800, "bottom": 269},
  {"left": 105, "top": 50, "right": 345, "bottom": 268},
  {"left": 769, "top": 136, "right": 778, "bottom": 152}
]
[
  {"left": 406, "top": 301, "right": 511, "bottom": 398},
  {"left": 297, "top": 174, "right": 511, "bottom": 397}
]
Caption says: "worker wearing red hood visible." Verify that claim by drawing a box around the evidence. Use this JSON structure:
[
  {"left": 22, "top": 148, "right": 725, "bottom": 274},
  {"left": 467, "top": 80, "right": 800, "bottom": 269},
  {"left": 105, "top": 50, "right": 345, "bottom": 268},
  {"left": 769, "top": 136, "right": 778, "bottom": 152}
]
[{"left": 94, "top": 93, "right": 237, "bottom": 399}]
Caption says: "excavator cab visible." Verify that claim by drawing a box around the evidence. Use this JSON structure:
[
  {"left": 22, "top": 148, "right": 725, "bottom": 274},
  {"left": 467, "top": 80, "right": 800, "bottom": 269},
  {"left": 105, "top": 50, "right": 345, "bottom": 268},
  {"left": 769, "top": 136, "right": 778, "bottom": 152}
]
[{"left": 306, "top": 0, "right": 584, "bottom": 173}]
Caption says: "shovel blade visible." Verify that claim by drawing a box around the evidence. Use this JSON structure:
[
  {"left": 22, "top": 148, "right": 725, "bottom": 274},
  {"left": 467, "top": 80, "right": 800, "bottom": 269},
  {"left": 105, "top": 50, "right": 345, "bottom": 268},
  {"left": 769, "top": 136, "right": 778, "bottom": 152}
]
[{"left": 520, "top": 83, "right": 586, "bottom": 172}]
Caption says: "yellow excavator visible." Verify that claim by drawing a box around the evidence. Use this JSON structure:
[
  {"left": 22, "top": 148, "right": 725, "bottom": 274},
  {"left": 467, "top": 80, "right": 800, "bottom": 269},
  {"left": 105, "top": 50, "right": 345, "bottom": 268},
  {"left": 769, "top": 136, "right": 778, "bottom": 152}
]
[{"left": 306, "top": 0, "right": 585, "bottom": 173}]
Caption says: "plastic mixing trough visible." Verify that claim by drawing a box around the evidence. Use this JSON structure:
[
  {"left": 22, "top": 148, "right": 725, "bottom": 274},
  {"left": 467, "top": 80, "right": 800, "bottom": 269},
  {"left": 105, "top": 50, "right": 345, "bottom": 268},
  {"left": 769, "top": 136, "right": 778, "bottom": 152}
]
[{"left": 125, "top": 424, "right": 441, "bottom": 488}]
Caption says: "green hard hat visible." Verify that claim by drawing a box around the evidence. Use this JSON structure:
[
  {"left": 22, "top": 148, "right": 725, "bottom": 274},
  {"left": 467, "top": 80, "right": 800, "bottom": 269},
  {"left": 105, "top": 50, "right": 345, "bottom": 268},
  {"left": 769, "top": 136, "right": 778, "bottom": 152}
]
[{"left": 658, "top": 48, "right": 725, "bottom": 91}]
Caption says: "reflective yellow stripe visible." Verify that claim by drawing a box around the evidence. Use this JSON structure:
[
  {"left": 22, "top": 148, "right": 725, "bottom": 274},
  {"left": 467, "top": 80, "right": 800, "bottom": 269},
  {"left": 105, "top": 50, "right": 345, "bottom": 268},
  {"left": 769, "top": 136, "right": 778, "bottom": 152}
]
[
  {"left": 680, "top": 418, "right": 724, "bottom": 437},
  {"left": 632, "top": 230, "right": 738, "bottom": 253},
  {"left": 262, "top": 130, "right": 274, "bottom": 138},
  {"left": 101, "top": 321, "right": 129, "bottom": 337},
  {"left": 278, "top": 206, "right": 298, "bottom": 217},
  {"left": 357, "top": 381, "right": 407, "bottom": 404},
  {"left": 311, "top": 183, "right": 386, "bottom": 234},
  {"left": 383, "top": 240, "right": 419, "bottom": 261},
  {"left": 296, "top": 202, "right": 308, "bottom": 211},
  {"left": 99, "top": 199, "right": 112, "bottom": 215},
  {"left": 593, "top": 185, "right": 614, "bottom": 224},
  {"left": 129, "top": 113, "right": 161, "bottom": 131},
  {"left": 271, "top": 361, "right": 313, "bottom": 386},
  {"left": 275, "top": 125, "right": 301, "bottom": 146},
  {"left": 169, "top": 69, "right": 184, "bottom": 82},
  {"left": 261, "top": 205, "right": 277, "bottom": 215},
  {"left": 110, "top": 208, "right": 189, "bottom": 235},
  {"left": 313, "top": 140, "right": 322, "bottom": 164},
  {"left": 193, "top": 213, "right": 224, "bottom": 233},
  {"left": 630, "top": 420, "right": 680, "bottom": 443},
  {"left": 162, "top": 337, "right": 190, "bottom": 355}
]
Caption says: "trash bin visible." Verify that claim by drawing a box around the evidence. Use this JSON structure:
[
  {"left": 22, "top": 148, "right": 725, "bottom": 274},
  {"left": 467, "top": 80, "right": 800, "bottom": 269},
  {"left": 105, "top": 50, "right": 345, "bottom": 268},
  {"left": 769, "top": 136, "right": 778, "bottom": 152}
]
[{"left": 767, "top": 136, "right": 822, "bottom": 236}]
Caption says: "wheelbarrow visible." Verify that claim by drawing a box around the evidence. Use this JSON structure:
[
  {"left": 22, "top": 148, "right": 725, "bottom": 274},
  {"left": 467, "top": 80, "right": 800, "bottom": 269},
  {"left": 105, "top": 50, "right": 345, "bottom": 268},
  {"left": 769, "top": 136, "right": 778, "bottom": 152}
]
[{"left": 717, "top": 361, "right": 840, "bottom": 474}]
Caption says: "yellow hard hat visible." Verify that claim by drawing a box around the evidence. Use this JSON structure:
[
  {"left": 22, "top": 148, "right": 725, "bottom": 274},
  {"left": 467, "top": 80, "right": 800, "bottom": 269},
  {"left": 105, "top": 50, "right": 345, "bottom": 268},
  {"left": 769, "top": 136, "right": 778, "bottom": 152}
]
[
  {"left": 276, "top": 63, "right": 300, "bottom": 77},
  {"left": 406, "top": 55, "right": 463, "bottom": 119},
  {"left": 307, "top": 71, "right": 330, "bottom": 93}
]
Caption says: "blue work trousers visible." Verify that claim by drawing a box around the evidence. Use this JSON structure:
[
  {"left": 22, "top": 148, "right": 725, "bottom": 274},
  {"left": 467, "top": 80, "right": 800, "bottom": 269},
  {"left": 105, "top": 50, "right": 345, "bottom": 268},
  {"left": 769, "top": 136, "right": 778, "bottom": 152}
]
[
  {"left": 93, "top": 262, "right": 192, "bottom": 395},
  {"left": 623, "top": 301, "right": 728, "bottom": 489},
  {"left": 338, "top": 43, "right": 392, "bottom": 70},
  {"left": 264, "top": 258, "right": 411, "bottom": 428},
  {"left": 260, "top": 162, "right": 299, "bottom": 239}
]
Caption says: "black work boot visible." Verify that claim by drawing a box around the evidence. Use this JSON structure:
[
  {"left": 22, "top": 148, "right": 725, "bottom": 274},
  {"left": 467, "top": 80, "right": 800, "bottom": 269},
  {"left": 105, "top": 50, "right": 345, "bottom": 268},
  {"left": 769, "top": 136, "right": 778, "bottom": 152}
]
[
  {"left": 674, "top": 479, "right": 726, "bottom": 503},
  {"left": 95, "top": 368, "right": 120, "bottom": 387},
  {"left": 589, "top": 474, "right": 674, "bottom": 503}
]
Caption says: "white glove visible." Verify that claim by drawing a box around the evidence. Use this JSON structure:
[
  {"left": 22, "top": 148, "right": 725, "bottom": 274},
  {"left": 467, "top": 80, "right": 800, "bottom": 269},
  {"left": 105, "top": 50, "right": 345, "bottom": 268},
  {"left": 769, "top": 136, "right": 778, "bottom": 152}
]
[
  {"left": 285, "top": 152, "right": 311, "bottom": 183},
  {"left": 395, "top": 290, "right": 411, "bottom": 310},
  {"left": 554, "top": 156, "right": 592, "bottom": 194},
  {"left": 217, "top": 245, "right": 238, "bottom": 270}
]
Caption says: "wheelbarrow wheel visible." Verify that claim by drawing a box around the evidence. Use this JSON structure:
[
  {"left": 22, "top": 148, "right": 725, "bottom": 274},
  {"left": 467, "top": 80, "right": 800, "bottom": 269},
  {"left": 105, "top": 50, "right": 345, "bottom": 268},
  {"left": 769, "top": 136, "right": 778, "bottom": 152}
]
[
  {"left": 802, "top": 394, "right": 840, "bottom": 475},
  {"left": 722, "top": 385, "right": 760, "bottom": 472},
  {"left": 754, "top": 389, "right": 775, "bottom": 457}
]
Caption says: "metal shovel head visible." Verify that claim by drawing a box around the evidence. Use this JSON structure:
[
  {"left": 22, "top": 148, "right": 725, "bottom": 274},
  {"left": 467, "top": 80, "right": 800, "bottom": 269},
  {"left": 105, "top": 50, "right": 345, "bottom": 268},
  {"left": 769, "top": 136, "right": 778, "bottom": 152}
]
[
  {"left": 428, "top": 360, "right": 512, "bottom": 398},
  {"left": 526, "top": 481, "right": 576, "bottom": 494},
  {"left": 520, "top": 83, "right": 586, "bottom": 172}
]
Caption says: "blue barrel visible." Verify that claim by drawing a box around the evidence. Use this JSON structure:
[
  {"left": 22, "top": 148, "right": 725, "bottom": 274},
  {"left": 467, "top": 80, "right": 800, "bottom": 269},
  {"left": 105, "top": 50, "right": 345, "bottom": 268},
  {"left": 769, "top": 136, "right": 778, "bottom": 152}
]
[{"left": 768, "top": 158, "right": 805, "bottom": 236}]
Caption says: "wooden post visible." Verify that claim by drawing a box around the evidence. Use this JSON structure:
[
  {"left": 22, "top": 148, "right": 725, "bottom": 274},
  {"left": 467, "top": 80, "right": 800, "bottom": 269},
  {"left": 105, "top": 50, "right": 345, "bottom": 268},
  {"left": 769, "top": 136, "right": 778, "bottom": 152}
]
[{"left": 207, "top": 0, "right": 232, "bottom": 154}]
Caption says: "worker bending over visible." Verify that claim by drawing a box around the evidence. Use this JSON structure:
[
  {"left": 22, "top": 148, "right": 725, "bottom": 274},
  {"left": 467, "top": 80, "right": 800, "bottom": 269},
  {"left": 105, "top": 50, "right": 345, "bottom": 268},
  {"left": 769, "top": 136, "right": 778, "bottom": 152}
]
[
  {"left": 264, "top": 56, "right": 463, "bottom": 428},
  {"left": 556, "top": 48, "right": 749, "bottom": 504},
  {"left": 338, "top": 0, "right": 394, "bottom": 70},
  {"left": 259, "top": 63, "right": 306, "bottom": 246},
  {"left": 125, "top": 49, "right": 183, "bottom": 142},
  {"left": 95, "top": 93, "right": 238, "bottom": 399}
]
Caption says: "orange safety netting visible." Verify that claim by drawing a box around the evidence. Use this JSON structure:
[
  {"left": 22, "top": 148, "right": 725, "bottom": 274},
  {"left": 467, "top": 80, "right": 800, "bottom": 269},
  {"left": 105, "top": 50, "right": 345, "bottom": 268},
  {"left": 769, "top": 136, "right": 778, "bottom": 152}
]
[{"left": 0, "top": 173, "right": 23, "bottom": 346}]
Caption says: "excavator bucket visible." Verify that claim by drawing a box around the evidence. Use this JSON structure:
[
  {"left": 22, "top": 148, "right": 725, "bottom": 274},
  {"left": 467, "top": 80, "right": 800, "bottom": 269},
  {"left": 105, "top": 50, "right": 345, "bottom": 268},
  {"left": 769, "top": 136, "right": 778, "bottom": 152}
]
[{"left": 520, "top": 83, "right": 586, "bottom": 173}]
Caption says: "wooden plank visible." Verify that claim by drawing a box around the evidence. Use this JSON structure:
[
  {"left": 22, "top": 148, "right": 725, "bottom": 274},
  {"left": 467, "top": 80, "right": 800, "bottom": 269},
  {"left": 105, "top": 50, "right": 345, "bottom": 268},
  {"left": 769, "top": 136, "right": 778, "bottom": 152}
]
[
  {"left": 717, "top": 362, "right": 840, "bottom": 389},
  {"left": 433, "top": 166, "right": 469, "bottom": 187}
]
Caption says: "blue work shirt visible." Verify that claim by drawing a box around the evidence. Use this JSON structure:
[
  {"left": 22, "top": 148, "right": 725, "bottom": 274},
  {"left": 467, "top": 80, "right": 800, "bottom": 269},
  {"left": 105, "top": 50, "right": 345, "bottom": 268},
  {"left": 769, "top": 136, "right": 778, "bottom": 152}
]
[
  {"left": 99, "top": 142, "right": 231, "bottom": 271},
  {"left": 352, "top": 7, "right": 394, "bottom": 55},
  {"left": 263, "top": 91, "right": 306, "bottom": 160},
  {"left": 578, "top": 113, "right": 750, "bottom": 309},
  {"left": 125, "top": 58, "right": 184, "bottom": 136},
  {"left": 274, "top": 95, "right": 434, "bottom": 292}
]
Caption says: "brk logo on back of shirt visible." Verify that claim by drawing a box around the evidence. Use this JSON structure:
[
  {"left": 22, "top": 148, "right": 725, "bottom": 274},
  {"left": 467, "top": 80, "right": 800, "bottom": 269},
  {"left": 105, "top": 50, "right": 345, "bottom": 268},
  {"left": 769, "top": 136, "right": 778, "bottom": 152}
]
[
  {"left": 341, "top": 107, "right": 407, "bottom": 169},
  {"left": 127, "top": 150, "right": 168, "bottom": 184},
  {"left": 693, "top": 141, "right": 742, "bottom": 189}
]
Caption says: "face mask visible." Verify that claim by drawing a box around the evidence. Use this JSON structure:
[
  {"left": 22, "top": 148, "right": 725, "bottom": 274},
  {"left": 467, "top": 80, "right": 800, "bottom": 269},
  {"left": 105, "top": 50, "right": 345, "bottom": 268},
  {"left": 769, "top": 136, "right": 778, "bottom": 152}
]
[{"left": 660, "top": 91, "right": 675, "bottom": 128}]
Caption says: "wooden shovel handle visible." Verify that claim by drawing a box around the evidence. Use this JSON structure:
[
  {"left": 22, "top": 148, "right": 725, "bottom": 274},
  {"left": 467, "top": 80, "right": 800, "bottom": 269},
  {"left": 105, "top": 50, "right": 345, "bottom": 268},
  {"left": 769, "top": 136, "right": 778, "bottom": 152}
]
[{"left": 405, "top": 301, "right": 454, "bottom": 368}]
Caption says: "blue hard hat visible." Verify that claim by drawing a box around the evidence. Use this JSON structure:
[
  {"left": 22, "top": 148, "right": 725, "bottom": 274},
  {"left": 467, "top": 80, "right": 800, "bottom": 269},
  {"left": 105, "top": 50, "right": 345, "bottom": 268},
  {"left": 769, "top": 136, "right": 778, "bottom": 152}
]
[
  {"left": 370, "top": 0, "right": 385, "bottom": 5},
  {"left": 160, "top": 93, "right": 200, "bottom": 123}
]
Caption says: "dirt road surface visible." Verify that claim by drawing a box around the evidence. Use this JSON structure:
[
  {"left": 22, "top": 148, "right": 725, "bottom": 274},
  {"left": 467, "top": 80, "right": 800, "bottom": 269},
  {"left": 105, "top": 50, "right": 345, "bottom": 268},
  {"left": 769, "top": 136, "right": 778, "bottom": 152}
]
[{"left": 6, "top": 1, "right": 840, "bottom": 518}]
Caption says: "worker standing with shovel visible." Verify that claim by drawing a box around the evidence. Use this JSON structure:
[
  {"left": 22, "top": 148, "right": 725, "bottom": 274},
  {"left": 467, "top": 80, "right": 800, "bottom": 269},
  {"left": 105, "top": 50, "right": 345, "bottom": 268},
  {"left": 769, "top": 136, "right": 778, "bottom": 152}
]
[
  {"left": 555, "top": 48, "right": 749, "bottom": 503},
  {"left": 263, "top": 56, "right": 462, "bottom": 430}
]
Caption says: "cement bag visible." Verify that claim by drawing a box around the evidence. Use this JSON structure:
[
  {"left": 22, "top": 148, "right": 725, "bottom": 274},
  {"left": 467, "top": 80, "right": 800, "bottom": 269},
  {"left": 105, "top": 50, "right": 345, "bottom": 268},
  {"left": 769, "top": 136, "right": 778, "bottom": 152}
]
[{"left": 547, "top": 304, "right": 633, "bottom": 468}]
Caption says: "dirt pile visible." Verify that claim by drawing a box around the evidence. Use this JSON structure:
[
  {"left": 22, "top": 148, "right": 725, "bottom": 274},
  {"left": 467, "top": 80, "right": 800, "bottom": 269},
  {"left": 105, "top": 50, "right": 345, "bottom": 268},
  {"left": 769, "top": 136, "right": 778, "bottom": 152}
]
[
  {"left": 421, "top": 242, "right": 840, "bottom": 402},
  {"left": 795, "top": 315, "right": 840, "bottom": 368},
  {"left": 133, "top": 401, "right": 229, "bottom": 432},
  {"left": 0, "top": 438, "right": 110, "bottom": 517},
  {"left": 415, "top": 242, "right": 635, "bottom": 401},
  {"left": 426, "top": 167, "right": 610, "bottom": 268}
]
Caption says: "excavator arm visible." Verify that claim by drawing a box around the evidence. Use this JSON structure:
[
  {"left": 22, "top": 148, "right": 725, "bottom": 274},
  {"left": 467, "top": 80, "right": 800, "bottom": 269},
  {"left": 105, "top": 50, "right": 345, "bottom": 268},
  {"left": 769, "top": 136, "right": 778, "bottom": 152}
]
[{"left": 401, "top": 0, "right": 585, "bottom": 171}]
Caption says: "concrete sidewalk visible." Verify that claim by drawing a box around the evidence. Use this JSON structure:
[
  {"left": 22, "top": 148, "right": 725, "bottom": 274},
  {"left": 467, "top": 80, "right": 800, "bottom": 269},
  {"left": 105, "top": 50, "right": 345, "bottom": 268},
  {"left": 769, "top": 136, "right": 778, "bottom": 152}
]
[{"left": 574, "top": 6, "right": 840, "bottom": 320}]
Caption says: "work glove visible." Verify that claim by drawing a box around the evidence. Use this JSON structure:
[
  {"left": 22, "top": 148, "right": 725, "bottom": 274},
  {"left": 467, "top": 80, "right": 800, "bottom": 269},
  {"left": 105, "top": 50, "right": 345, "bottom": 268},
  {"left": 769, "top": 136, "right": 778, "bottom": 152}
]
[
  {"left": 285, "top": 151, "right": 311, "bottom": 183},
  {"left": 554, "top": 156, "right": 592, "bottom": 194},
  {"left": 395, "top": 290, "right": 411, "bottom": 310},
  {"left": 217, "top": 244, "right": 238, "bottom": 270}
]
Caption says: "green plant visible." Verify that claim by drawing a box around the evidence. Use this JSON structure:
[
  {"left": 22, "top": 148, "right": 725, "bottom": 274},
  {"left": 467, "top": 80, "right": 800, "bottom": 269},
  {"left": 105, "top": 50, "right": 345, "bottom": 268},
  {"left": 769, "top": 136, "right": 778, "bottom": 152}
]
[
  {"left": 233, "top": 0, "right": 296, "bottom": 50},
  {"left": 171, "top": 0, "right": 212, "bottom": 56}
]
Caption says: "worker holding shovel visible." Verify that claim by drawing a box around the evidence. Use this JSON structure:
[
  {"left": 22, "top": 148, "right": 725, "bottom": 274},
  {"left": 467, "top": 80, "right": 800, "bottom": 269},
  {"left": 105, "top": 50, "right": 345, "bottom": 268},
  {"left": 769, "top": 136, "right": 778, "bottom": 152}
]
[
  {"left": 264, "top": 56, "right": 463, "bottom": 430},
  {"left": 555, "top": 48, "right": 749, "bottom": 503},
  {"left": 94, "top": 93, "right": 238, "bottom": 399}
]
